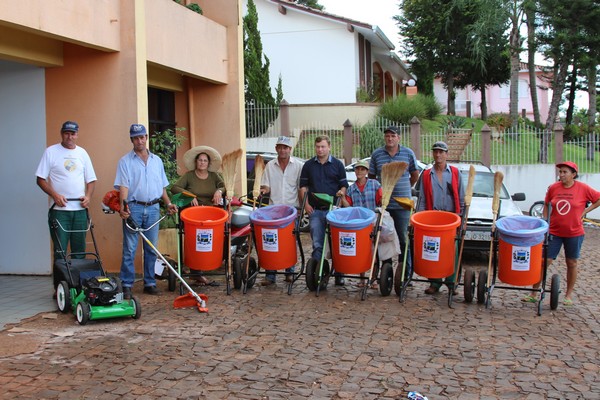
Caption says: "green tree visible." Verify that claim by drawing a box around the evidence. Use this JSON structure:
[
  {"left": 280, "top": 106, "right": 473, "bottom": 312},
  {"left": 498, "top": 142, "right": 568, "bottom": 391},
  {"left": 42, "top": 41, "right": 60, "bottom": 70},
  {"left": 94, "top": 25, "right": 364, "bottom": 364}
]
[
  {"left": 244, "top": 0, "right": 280, "bottom": 137},
  {"left": 293, "top": 0, "right": 324, "bottom": 10}
]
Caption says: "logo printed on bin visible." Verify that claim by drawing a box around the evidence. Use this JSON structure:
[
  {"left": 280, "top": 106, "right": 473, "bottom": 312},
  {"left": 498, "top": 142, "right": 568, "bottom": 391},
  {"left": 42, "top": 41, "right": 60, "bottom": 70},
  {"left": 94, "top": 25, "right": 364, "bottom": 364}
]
[
  {"left": 338, "top": 232, "right": 356, "bottom": 256},
  {"left": 262, "top": 229, "right": 279, "bottom": 252},
  {"left": 195, "top": 229, "right": 213, "bottom": 252},
  {"left": 511, "top": 246, "right": 531, "bottom": 271},
  {"left": 421, "top": 235, "right": 441, "bottom": 262}
]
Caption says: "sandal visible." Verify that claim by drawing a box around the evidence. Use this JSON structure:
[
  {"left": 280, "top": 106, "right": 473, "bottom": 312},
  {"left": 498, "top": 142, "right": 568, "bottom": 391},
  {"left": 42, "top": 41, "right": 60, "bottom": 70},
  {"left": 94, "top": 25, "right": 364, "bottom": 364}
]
[
  {"left": 370, "top": 282, "right": 378, "bottom": 290},
  {"left": 356, "top": 282, "right": 366, "bottom": 288},
  {"left": 521, "top": 295, "right": 537, "bottom": 303},
  {"left": 563, "top": 298, "right": 574, "bottom": 306}
]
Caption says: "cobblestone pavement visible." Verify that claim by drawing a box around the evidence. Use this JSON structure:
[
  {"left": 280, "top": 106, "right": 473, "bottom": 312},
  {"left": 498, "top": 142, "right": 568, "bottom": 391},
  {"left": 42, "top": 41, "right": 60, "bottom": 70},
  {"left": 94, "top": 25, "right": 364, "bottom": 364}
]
[{"left": 1, "top": 228, "right": 600, "bottom": 399}]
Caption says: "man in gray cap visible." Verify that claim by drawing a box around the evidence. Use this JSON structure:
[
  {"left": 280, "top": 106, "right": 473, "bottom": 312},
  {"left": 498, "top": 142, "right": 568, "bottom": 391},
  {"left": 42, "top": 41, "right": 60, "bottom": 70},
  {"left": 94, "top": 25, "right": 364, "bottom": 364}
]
[
  {"left": 36, "top": 121, "right": 97, "bottom": 288},
  {"left": 417, "top": 141, "right": 465, "bottom": 294},
  {"left": 114, "top": 124, "right": 177, "bottom": 299},
  {"left": 259, "top": 135, "right": 304, "bottom": 285}
]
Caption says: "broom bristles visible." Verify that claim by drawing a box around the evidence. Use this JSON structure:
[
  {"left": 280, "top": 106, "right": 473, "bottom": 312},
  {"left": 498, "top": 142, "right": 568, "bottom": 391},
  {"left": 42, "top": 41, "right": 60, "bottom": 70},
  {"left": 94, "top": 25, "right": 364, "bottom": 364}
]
[
  {"left": 221, "top": 149, "right": 243, "bottom": 198},
  {"left": 492, "top": 171, "right": 503, "bottom": 214},
  {"left": 252, "top": 155, "right": 265, "bottom": 200},
  {"left": 381, "top": 161, "right": 408, "bottom": 209}
]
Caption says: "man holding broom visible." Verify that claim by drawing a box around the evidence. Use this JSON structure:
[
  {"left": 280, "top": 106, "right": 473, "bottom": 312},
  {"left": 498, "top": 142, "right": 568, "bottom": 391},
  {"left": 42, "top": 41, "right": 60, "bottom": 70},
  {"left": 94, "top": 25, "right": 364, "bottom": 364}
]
[
  {"left": 417, "top": 141, "right": 465, "bottom": 295},
  {"left": 369, "top": 126, "right": 420, "bottom": 281},
  {"left": 299, "top": 135, "right": 348, "bottom": 286},
  {"left": 259, "top": 136, "right": 304, "bottom": 285}
]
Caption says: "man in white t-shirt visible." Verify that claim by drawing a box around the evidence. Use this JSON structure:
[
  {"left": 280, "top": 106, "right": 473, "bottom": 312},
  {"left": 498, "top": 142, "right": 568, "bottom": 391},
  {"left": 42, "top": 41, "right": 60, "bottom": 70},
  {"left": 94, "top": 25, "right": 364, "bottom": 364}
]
[
  {"left": 259, "top": 136, "right": 304, "bottom": 285},
  {"left": 36, "top": 121, "right": 97, "bottom": 266}
]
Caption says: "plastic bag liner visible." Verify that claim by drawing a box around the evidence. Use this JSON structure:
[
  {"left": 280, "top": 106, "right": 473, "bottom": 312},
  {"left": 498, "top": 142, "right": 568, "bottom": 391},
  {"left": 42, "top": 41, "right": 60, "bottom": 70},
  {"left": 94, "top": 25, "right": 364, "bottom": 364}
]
[
  {"left": 327, "top": 207, "right": 376, "bottom": 230},
  {"left": 250, "top": 204, "right": 297, "bottom": 229},
  {"left": 495, "top": 215, "right": 549, "bottom": 247}
]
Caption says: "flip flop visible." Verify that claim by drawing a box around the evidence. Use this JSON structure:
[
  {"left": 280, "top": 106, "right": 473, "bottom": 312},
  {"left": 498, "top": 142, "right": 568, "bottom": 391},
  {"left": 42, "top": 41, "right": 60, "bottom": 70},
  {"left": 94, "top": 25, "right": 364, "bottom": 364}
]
[
  {"left": 521, "top": 295, "right": 537, "bottom": 303},
  {"left": 563, "top": 298, "right": 574, "bottom": 306}
]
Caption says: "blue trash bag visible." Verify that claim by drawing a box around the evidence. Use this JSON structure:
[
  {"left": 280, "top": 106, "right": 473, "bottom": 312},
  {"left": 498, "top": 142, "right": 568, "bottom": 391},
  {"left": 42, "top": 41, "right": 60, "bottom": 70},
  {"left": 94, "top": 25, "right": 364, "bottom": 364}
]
[
  {"left": 326, "top": 207, "right": 376, "bottom": 230},
  {"left": 495, "top": 215, "right": 548, "bottom": 247},
  {"left": 249, "top": 204, "right": 297, "bottom": 228}
]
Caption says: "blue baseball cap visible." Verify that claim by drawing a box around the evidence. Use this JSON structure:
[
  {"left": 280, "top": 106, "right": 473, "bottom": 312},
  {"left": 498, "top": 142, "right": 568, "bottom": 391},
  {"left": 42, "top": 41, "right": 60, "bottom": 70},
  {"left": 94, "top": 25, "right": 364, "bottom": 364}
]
[
  {"left": 129, "top": 124, "right": 147, "bottom": 137},
  {"left": 61, "top": 121, "right": 79, "bottom": 133}
]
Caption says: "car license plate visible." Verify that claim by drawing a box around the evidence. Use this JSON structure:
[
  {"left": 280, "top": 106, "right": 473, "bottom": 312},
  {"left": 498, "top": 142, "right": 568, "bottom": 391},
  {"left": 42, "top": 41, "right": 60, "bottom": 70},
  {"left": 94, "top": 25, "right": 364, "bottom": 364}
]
[{"left": 464, "top": 230, "right": 491, "bottom": 241}]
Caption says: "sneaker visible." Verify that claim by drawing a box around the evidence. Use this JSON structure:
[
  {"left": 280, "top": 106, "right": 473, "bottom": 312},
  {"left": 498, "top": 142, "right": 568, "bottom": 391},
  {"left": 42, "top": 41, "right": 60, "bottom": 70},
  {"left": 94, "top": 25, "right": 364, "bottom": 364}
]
[
  {"left": 424, "top": 286, "right": 439, "bottom": 295},
  {"left": 143, "top": 286, "right": 161, "bottom": 295},
  {"left": 334, "top": 277, "right": 345, "bottom": 286},
  {"left": 284, "top": 275, "right": 293, "bottom": 283},
  {"left": 260, "top": 279, "right": 275, "bottom": 286},
  {"left": 123, "top": 287, "right": 132, "bottom": 300}
]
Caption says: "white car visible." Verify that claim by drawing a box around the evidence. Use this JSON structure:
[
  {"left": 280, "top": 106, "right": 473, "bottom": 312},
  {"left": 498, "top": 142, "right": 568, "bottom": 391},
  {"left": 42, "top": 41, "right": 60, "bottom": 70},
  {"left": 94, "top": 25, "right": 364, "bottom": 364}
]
[
  {"left": 414, "top": 163, "right": 526, "bottom": 251},
  {"left": 345, "top": 157, "right": 427, "bottom": 184}
]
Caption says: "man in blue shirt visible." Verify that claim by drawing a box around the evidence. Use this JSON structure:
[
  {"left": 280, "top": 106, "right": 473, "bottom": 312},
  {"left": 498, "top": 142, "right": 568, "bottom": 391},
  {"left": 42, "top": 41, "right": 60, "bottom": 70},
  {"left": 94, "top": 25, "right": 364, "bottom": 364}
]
[
  {"left": 114, "top": 124, "right": 177, "bottom": 299},
  {"left": 299, "top": 135, "right": 348, "bottom": 285},
  {"left": 417, "top": 141, "right": 465, "bottom": 294},
  {"left": 369, "top": 126, "right": 420, "bottom": 279}
]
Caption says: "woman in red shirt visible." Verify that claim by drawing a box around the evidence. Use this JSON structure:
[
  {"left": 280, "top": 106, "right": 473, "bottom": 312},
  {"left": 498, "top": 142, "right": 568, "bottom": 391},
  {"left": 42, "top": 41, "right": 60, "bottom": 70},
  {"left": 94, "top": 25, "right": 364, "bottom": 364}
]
[{"left": 524, "top": 162, "right": 600, "bottom": 306}]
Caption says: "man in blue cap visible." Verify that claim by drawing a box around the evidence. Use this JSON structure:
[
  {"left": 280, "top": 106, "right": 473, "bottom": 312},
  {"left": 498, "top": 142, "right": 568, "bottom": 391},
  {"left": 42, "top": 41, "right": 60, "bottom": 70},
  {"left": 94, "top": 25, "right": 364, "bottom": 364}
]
[
  {"left": 114, "top": 124, "right": 177, "bottom": 299},
  {"left": 36, "top": 121, "right": 97, "bottom": 287}
]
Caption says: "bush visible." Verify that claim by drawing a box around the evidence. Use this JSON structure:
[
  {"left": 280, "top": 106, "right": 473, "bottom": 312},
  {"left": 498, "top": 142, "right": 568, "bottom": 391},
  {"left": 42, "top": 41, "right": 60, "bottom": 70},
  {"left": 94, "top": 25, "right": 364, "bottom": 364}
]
[
  {"left": 356, "top": 123, "right": 385, "bottom": 159},
  {"left": 486, "top": 113, "right": 512, "bottom": 131},
  {"left": 415, "top": 94, "right": 443, "bottom": 119},
  {"left": 378, "top": 95, "right": 426, "bottom": 124}
]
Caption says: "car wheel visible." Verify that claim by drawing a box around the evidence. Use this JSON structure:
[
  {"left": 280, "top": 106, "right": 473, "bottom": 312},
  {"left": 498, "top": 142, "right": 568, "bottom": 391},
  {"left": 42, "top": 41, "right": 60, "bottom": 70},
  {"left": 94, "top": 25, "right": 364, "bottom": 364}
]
[{"left": 529, "top": 201, "right": 544, "bottom": 218}]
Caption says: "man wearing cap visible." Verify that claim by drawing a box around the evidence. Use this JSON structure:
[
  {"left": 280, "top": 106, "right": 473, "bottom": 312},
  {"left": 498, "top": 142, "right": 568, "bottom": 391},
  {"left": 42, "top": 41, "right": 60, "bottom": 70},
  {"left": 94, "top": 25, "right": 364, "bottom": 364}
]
[
  {"left": 300, "top": 135, "right": 348, "bottom": 286},
  {"left": 369, "top": 126, "right": 419, "bottom": 278},
  {"left": 259, "top": 136, "right": 304, "bottom": 285},
  {"left": 417, "top": 141, "right": 465, "bottom": 295},
  {"left": 523, "top": 161, "right": 600, "bottom": 306},
  {"left": 36, "top": 121, "right": 97, "bottom": 273},
  {"left": 114, "top": 124, "right": 177, "bottom": 298}
]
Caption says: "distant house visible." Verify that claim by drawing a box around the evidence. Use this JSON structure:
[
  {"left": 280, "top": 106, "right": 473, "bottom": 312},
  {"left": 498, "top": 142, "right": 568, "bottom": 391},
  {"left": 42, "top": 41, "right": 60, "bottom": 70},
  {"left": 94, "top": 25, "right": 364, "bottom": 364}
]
[
  {"left": 248, "top": 0, "right": 414, "bottom": 104},
  {"left": 433, "top": 62, "right": 552, "bottom": 122}
]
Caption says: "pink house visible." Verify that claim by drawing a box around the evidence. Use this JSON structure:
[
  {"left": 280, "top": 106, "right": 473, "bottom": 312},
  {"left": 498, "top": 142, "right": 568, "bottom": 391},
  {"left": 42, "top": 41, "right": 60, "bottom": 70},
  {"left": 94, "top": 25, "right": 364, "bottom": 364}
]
[{"left": 433, "top": 62, "right": 552, "bottom": 122}]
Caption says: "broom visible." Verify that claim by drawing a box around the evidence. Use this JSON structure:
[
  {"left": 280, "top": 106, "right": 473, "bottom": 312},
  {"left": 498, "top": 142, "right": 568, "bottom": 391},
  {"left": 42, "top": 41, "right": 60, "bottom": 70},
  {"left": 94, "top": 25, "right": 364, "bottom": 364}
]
[
  {"left": 485, "top": 171, "right": 503, "bottom": 291},
  {"left": 221, "top": 149, "right": 243, "bottom": 292},
  {"left": 245, "top": 155, "right": 265, "bottom": 290},
  {"left": 365, "top": 161, "right": 408, "bottom": 291}
]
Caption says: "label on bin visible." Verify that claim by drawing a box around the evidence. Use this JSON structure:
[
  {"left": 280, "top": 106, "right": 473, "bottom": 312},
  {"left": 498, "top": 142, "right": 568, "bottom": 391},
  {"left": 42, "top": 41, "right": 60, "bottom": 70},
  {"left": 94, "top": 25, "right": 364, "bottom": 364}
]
[
  {"left": 511, "top": 246, "right": 531, "bottom": 271},
  {"left": 338, "top": 231, "right": 356, "bottom": 256},
  {"left": 421, "top": 235, "right": 441, "bottom": 261},
  {"left": 261, "top": 229, "right": 279, "bottom": 252},
  {"left": 195, "top": 229, "right": 213, "bottom": 252}
]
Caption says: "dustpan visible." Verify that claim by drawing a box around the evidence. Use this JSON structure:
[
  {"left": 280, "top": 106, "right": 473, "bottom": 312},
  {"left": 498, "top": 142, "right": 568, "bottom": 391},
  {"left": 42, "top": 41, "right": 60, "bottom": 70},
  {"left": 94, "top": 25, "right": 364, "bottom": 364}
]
[
  {"left": 174, "top": 293, "right": 209, "bottom": 313},
  {"left": 393, "top": 197, "right": 415, "bottom": 211}
]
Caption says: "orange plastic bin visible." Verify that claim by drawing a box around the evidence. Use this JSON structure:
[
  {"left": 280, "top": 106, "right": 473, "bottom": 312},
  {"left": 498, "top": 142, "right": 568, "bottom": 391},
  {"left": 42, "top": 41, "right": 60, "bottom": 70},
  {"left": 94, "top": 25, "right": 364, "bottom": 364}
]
[
  {"left": 495, "top": 216, "right": 548, "bottom": 286},
  {"left": 250, "top": 205, "right": 298, "bottom": 271},
  {"left": 181, "top": 206, "right": 228, "bottom": 271},
  {"left": 326, "top": 207, "right": 376, "bottom": 275},
  {"left": 411, "top": 210, "right": 461, "bottom": 278}
]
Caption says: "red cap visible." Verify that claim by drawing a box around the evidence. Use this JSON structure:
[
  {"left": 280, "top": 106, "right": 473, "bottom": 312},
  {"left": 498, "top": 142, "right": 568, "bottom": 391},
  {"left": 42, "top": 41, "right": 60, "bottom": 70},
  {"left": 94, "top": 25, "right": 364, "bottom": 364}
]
[{"left": 556, "top": 161, "right": 578, "bottom": 173}]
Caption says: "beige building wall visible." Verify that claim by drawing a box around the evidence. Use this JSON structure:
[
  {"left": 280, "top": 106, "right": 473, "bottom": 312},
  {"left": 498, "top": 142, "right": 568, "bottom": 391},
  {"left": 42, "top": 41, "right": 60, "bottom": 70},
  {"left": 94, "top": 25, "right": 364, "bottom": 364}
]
[{"left": 0, "top": 0, "right": 244, "bottom": 274}]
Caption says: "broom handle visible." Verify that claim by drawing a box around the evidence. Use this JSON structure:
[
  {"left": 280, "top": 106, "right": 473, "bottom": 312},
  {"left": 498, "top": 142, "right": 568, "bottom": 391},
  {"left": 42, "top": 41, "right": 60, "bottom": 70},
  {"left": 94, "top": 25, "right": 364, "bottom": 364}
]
[
  {"left": 486, "top": 172, "right": 503, "bottom": 289},
  {"left": 456, "top": 165, "right": 476, "bottom": 274},
  {"left": 367, "top": 206, "right": 385, "bottom": 284}
]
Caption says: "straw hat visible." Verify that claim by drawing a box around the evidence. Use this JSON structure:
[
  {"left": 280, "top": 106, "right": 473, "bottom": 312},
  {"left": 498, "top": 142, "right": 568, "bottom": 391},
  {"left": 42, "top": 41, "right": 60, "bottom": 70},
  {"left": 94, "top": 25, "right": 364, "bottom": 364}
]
[{"left": 183, "top": 145, "right": 222, "bottom": 172}]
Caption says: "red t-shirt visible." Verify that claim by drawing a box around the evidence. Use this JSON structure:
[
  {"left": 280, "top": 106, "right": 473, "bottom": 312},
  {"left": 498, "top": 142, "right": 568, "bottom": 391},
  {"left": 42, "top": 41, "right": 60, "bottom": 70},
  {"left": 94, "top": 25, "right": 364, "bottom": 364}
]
[{"left": 545, "top": 181, "right": 600, "bottom": 237}]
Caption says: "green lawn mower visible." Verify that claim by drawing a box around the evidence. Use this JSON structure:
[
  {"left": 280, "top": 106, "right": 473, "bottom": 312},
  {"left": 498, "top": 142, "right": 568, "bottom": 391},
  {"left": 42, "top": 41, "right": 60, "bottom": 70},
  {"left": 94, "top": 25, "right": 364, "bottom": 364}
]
[{"left": 53, "top": 201, "right": 140, "bottom": 325}]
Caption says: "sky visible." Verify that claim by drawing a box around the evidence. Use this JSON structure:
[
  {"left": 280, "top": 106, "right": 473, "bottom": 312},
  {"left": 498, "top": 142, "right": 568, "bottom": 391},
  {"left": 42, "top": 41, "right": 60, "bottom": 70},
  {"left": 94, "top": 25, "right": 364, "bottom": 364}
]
[{"left": 318, "top": 0, "right": 402, "bottom": 50}]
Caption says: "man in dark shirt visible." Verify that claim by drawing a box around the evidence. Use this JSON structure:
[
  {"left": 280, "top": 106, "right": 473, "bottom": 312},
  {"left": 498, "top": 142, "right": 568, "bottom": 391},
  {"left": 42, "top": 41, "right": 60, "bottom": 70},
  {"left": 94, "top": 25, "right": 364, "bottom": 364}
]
[{"left": 299, "top": 135, "right": 348, "bottom": 285}]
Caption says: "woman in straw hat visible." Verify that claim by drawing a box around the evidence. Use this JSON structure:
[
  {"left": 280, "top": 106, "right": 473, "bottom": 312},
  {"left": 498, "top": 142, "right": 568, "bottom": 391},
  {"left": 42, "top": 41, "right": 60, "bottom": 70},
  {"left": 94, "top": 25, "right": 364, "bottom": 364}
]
[{"left": 172, "top": 146, "right": 225, "bottom": 206}]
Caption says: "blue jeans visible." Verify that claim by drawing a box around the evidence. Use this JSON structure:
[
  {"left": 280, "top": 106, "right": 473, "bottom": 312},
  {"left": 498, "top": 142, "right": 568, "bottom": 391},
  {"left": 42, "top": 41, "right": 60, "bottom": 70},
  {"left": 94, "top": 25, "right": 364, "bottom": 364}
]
[
  {"left": 120, "top": 203, "right": 160, "bottom": 288},
  {"left": 388, "top": 208, "right": 411, "bottom": 276},
  {"left": 309, "top": 209, "right": 328, "bottom": 261}
]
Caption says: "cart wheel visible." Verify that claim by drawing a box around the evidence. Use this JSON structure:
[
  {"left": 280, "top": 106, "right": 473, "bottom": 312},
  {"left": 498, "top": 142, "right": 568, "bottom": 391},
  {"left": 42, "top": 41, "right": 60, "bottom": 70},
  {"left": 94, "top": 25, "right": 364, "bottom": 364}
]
[
  {"left": 550, "top": 273, "right": 560, "bottom": 310},
  {"left": 477, "top": 270, "right": 487, "bottom": 304},
  {"left": 245, "top": 257, "right": 258, "bottom": 290},
  {"left": 165, "top": 257, "right": 177, "bottom": 292},
  {"left": 306, "top": 258, "right": 329, "bottom": 292},
  {"left": 233, "top": 256, "right": 243, "bottom": 290},
  {"left": 463, "top": 269, "right": 476, "bottom": 303},
  {"left": 379, "top": 261, "right": 393, "bottom": 297},
  {"left": 56, "top": 281, "right": 71, "bottom": 313},
  {"left": 132, "top": 296, "right": 142, "bottom": 319},
  {"left": 76, "top": 302, "right": 90, "bottom": 325}
]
